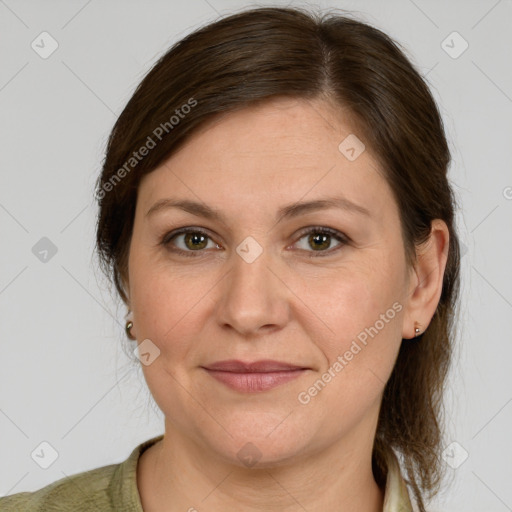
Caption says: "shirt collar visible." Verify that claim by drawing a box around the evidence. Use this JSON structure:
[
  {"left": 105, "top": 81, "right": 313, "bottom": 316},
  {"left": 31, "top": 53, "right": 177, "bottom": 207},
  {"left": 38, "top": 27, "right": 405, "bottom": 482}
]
[{"left": 382, "top": 446, "right": 414, "bottom": 512}]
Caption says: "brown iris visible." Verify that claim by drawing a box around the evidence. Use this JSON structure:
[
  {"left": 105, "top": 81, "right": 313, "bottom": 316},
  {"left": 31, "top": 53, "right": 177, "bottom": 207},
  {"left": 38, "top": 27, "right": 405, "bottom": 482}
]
[
  {"left": 184, "top": 232, "right": 208, "bottom": 250},
  {"left": 309, "top": 233, "right": 331, "bottom": 251}
]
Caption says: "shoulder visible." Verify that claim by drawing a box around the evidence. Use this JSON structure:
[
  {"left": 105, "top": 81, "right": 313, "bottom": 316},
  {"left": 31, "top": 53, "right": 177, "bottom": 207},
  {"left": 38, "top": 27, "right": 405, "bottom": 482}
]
[
  {"left": 0, "top": 463, "right": 119, "bottom": 511},
  {"left": 0, "top": 434, "right": 164, "bottom": 512}
]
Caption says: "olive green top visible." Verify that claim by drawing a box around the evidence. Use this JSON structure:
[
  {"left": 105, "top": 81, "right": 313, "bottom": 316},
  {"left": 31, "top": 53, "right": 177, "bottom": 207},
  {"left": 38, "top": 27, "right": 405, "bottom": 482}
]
[{"left": 0, "top": 435, "right": 413, "bottom": 511}]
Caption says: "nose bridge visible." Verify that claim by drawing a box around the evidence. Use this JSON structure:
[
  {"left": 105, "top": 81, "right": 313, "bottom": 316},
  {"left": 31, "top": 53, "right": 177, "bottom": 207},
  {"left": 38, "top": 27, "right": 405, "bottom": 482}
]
[{"left": 217, "top": 238, "right": 289, "bottom": 334}]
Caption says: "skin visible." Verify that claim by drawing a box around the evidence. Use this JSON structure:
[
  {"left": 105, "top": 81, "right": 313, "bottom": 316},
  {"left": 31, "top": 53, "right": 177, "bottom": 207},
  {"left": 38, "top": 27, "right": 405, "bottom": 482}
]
[{"left": 124, "top": 96, "right": 449, "bottom": 512}]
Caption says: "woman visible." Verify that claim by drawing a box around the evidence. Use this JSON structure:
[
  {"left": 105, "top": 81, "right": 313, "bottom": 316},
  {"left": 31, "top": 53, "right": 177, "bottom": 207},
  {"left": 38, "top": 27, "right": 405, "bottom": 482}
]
[{"left": 1, "top": 6, "right": 460, "bottom": 511}]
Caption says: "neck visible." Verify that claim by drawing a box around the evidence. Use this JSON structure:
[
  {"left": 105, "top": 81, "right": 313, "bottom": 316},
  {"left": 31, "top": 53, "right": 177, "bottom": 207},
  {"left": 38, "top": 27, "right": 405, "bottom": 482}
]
[{"left": 138, "top": 423, "right": 385, "bottom": 512}]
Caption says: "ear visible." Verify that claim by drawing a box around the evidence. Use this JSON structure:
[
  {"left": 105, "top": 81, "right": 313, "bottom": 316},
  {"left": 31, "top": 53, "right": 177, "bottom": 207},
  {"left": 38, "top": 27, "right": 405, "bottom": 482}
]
[{"left": 401, "top": 219, "right": 450, "bottom": 339}]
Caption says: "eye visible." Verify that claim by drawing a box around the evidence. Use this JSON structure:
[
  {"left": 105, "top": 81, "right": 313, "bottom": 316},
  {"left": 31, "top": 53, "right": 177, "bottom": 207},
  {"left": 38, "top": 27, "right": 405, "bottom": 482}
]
[
  {"left": 160, "top": 226, "right": 349, "bottom": 258},
  {"left": 161, "top": 227, "right": 220, "bottom": 257},
  {"left": 292, "top": 226, "right": 348, "bottom": 257}
]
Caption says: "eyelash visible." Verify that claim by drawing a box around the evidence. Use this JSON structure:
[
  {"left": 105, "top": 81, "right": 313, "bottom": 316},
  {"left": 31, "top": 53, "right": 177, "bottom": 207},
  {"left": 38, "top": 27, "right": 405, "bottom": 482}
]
[{"left": 160, "top": 226, "right": 349, "bottom": 258}]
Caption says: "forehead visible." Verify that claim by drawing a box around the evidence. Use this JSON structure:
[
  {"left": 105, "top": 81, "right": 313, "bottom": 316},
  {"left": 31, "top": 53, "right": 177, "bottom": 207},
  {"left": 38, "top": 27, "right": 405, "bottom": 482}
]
[{"left": 138, "top": 97, "right": 397, "bottom": 224}]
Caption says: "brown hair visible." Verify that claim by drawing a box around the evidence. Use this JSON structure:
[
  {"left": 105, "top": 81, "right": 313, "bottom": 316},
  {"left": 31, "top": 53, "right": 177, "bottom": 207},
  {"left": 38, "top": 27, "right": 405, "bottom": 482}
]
[{"left": 95, "top": 6, "right": 461, "bottom": 510}]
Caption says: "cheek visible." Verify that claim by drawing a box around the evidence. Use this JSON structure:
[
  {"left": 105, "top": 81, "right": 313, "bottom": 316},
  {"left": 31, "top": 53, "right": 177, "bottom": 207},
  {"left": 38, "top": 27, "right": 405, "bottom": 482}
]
[
  {"left": 129, "top": 265, "right": 207, "bottom": 419},
  {"left": 302, "top": 255, "right": 405, "bottom": 390},
  {"left": 128, "top": 256, "right": 226, "bottom": 382},
  {"left": 307, "top": 262, "right": 400, "bottom": 343},
  {"left": 128, "top": 256, "right": 198, "bottom": 357},
  {"left": 130, "top": 240, "right": 194, "bottom": 326}
]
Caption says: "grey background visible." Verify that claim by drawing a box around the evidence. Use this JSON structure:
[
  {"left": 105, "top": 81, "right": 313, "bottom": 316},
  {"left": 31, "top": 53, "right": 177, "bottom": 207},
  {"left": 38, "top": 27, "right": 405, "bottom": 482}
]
[{"left": 1, "top": 0, "right": 511, "bottom": 510}]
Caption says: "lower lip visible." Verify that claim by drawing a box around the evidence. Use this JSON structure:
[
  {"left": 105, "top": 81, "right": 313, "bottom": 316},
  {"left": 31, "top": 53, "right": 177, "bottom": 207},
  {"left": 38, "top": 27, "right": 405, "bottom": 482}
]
[{"left": 203, "top": 369, "right": 307, "bottom": 392}]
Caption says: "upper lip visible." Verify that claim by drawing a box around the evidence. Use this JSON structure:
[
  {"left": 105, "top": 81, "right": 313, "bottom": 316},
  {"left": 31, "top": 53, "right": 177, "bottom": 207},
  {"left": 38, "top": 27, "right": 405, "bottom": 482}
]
[{"left": 203, "top": 360, "right": 308, "bottom": 373}]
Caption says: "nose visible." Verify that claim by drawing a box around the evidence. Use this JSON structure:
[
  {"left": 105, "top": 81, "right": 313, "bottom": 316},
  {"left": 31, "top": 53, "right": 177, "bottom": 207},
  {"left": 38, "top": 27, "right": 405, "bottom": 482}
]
[{"left": 215, "top": 245, "right": 291, "bottom": 337}]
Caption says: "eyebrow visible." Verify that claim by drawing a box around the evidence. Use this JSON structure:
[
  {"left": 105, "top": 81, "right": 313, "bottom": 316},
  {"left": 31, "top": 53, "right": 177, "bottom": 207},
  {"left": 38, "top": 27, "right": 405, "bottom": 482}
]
[{"left": 145, "top": 196, "right": 372, "bottom": 222}]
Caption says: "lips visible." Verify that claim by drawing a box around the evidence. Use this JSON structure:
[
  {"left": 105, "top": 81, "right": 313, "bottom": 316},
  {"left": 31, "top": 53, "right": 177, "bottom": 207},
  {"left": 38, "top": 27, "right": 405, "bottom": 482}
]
[
  {"left": 201, "top": 360, "right": 310, "bottom": 393},
  {"left": 203, "top": 359, "right": 308, "bottom": 372}
]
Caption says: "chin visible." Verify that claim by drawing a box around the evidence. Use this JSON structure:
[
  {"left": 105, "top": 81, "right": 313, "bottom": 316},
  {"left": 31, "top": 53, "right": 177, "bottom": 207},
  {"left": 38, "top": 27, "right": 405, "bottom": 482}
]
[{"left": 203, "top": 414, "right": 315, "bottom": 469}]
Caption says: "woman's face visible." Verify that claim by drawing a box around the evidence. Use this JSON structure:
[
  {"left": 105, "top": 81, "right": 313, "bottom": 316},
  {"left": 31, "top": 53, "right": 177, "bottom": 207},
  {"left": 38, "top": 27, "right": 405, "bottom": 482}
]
[{"left": 127, "top": 97, "right": 416, "bottom": 466}]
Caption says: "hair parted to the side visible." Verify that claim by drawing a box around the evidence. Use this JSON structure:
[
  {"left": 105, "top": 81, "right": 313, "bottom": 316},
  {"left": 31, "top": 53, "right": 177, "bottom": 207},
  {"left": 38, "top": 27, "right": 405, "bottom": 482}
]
[{"left": 94, "top": 6, "right": 461, "bottom": 510}]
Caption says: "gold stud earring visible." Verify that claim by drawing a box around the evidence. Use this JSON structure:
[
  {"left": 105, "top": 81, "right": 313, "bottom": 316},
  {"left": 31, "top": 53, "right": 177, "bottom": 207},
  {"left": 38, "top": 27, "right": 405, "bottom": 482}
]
[
  {"left": 125, "top": 311, "right": 136, "bottom": 341},
  {"left": 125, "top": 321, "right": 136, "bottom": 340}
]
